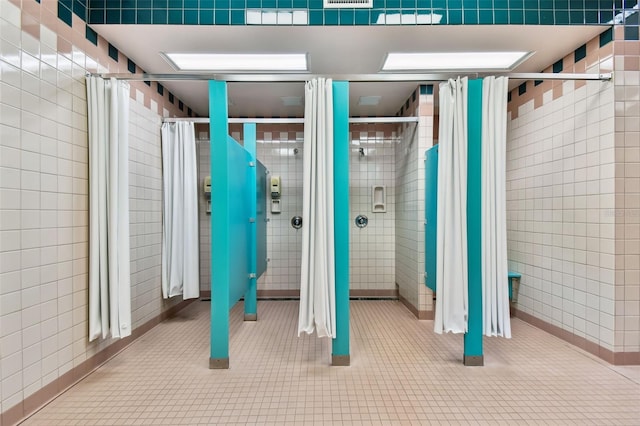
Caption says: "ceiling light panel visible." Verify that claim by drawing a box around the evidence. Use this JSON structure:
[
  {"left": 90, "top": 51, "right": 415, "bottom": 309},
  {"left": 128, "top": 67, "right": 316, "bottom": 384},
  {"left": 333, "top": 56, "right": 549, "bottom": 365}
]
[
  {"left": 163, "top": 53, "right": 308, "bottom": 72},
  {"left": 382, "top": 51, "right": 532, "bottom": 72}
]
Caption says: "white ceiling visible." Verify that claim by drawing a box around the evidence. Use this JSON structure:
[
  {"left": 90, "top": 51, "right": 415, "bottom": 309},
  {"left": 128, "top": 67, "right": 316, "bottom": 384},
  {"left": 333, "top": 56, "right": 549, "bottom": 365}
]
[{"left": 93, "top": 24, "right": 607, "bottom": 117}]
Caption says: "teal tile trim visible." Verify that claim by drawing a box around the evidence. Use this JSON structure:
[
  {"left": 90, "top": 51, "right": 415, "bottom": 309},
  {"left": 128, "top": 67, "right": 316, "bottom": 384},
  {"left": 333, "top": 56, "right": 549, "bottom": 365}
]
[
  {"left": 86, "top": 26, "right": 98, "bottom": 45},
  {"left": 553, "top": 59, "right": 563, "bottom": 73},
  {"left": 108, "top": 43, "right": 119, "bottom": 62},
  {"left": 574, "top": 43, "right": 587, "bottom": 62},
  {"left": 84, "top": 0, "right": 640, "bottom": 27}
]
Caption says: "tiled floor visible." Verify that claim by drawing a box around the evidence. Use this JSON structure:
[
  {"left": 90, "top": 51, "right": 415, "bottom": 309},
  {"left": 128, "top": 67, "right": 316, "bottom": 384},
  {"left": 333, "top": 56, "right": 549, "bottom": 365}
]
[{"left": 23, "top": 301, "right": 640, "bottom": 425}]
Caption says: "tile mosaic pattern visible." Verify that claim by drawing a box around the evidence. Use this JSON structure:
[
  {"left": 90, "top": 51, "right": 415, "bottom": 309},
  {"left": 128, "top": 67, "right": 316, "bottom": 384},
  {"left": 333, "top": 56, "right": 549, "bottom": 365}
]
[
  {"left": 506, "top": 22, "right": 640, "bottom": 357},
  {"left": 20, "top": 300, "right": 640, "bottom": 425},
  {"left": 81, "top": 0, "right": 640, "bottom": 35},
  {"left": 0, "top": 0, "right": 191, "bottom": 419}
]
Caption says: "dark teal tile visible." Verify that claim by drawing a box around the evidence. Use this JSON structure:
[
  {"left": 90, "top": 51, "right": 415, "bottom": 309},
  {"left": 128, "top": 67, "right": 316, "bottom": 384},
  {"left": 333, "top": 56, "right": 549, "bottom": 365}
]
[
  {"left": 507, "top": 91, "right": 511, "bottom": 102},
  {"left": 278, "top": 0, "right": 293, "bottom": 7},
  {"left": 309, "top": 0, "right": 323, "bottom": 9},
  {"left": 144, "top": 80, "right": 151, "bottom": 86},
  {"left": 59, "top": 0, "right": 72, "bottom": 8},
  {"left": 58, "top": 4, "right": 73, "bottom": 27},
  {"left": 416, "top": 0, "right": 430, "bottom": 7},
  {"left": 463, "top": 9, "right": 477, "bottom": 24},
  {"left": 534, "top": 80, "right": 542, "bottom": 86},
  {"left": 179, "top": 100, "right": 184, "bottom": 111},
  {"left": 153, "top": 9, "right": 168, "bottom": 23},
  {"left": 188, "top": 107, "right": 192, "bottom": 116},
  {"left": 127, "top": 59, "right": 136, "bottom": 73},
  {"left": 553, "top": 59, "right": 563, "bottom": 73},
  {"left": 448, "top": 9, "right": 462, "bottom": 24},
  {"left": 138, "top": 0, "right": 152, "bottom": 7},
  {"left": 73, "top": 0, "right": 86, "bottom": 20},
  {"left": 157, "top": 83, "right": 164, "bottom": 96},
  {"left": 509, "top": 10, "right": 523, "bottom": 24},
  {"left": 462, "top": 0, "right": 477, "bottom": 8},
  {"left": 448, "top": 0, "right": 461, "bottom": 8},
  {"left": 200, "top": 10, "right": 214, "bottom": 24},
  {"left": 106, "top": 9, "right": 120, "bottom": 23},
  {"left": 539, "top": 0, "right": 553, "bottom": 8},
  {"left": 401, "top": 0, "right": 416, "bottom": 8},
  {"left": 340, "top": 10, "right": 354, "bottom": 25},
  {"left": 508, "top": 0, "right": 523, "bottom": 8},
  {"left": 570, "top": 10, "right": 584, "bottom": 24},
  {"left": 569, "top": 0, "right": 582, "bottom": 9},
  {"left": 386, "top": 0, "right": 401, "bottom": 8},
  {"left": 230, "top": 0, "right": 244, "bottom": 6},
  {"left": 168, "top": 0, "right": 183, "bottom": 6},
  {"left": 494, "top": 9, "right": 508, "bottom": 24},
  {"left": 574, "top": 44, "right": 586, "bottom": 62},
  {"left": 372, "top": 0, "right": 385, "bottom": 7},
  {"left": 215, "top": 10, "right": 229, "bottom": 24},
  {"left": 262, "top": 0, "right": 276, "bottom": 7},
  {"left": 184, "top": 0, "right": 198, "bottom": 7},
  {"left": 184, "top": 9, "right": 199, "bottom": 24},
  {"left": 231, "top": 10, "right": 244, "bottom": 24},
  {"left": 215, "top": 0, "right": 230, "bottom": 8},
  {"left": 168, "top": 9, "right": 182, "bottom": 23},
  {"left": 625, "top": 26, "right": 639, "bottom": 40},
  {"left": 153, "top": 0, "right": 168, "bottom": 6},
  {"left": 293, "top": 0, "right": 307, "bottom": 7},
  {"left": 599, "top": 27, "right": 613, "bottom": 47},
  {"left": 540, "top": 10, "right": 554, "bottom": 24},
  {"left": 324, "top": 10, "right": 338, "bottom": 25},
  {"left": 493, "top": 0, "right": 507, "bottom": 7},
  {"left": 555, "top": 0, "right": 568, "bottom": 7},
  {"left": 137, "top": 9, "right": 152, "bottom": 24},
  {"left": 524, "top": 10, "right": 538, "bottom": 24},
  {"left": 585, "top": 10, "right": 599, "bottom": 23},
  {"left": 555, "top": 10, "right": 569, "bottom": 24},
  {"left": 518, "top": 82, "right": 526, "bottom": 96},
  {"left": 89, "top": 9, "right": 104, "bottom": 24},
  {"left": 478, "top": 9, "right": 493, "bottom": 24},
  {"left": 247, "top": 0, "right": 260, "bottom": 6},
  {"left": 309, "top": 10, "right": 323, "bottom": 25},
  {"left": 91, "top": 0, "right": 105, "bottom": 7},
  {"left": 355, "top": 10, "right": 369, "bottom": 25},
  {"left": 108, "top": 43, "right": 119, "bottom": 61},
  {"left": 122, "top": 9, "right": 136, "bottom": 23},
  {"left": 370, "top": 10, "right": 384, "bottom": 24},
  {"left": 169, "top": 92, "right": 174, "bottom": 103},
  {"left": 86, "top": 26, "right": 98, "bottom": 45},
  {"left": 599, "top": 10, "right": 614, "bottom": 23}
]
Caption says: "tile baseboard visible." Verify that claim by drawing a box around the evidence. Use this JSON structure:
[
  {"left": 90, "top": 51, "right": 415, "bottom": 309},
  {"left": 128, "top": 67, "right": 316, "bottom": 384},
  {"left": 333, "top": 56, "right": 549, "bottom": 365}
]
[
  {"left": 398, "top": 293, "right": 434, "bottom": 320},
  {"left": 514, "top": 308, "right": 640, "bottom": 366},
  {"left": 1, "top": 298, "right": 196, "bottom": 426}
]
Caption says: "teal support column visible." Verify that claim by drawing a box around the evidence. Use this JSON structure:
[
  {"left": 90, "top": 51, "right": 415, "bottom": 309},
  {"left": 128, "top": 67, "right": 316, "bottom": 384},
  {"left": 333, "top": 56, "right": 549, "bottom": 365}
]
[
  {"left": 244, "top": 123, "right": 258, "bottom": 321},
  {"left": 209, "top": 80, "right": 230, "bottom": 369},
  {"left": 464, "top": 79, "right": 484, "bottom": 366},
  {"left": 332, "top": 80, "right": 350, "bottom": 366}
]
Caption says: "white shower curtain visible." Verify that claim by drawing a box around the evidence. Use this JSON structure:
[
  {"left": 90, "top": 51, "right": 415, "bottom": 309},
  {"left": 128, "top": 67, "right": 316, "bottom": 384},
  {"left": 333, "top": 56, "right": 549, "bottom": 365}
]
[
  {"left": 481, "top": 77, "right": 511, "bottom": 338},
  {"left": 86, "top": 76, "right": 132, "bottom": 341},
  {"left": 298, "top": 78, "right": 336, "bottom": 338},
  {"left": 434, "top": 77, "right": 469, "bottom": 335},
  {"left": 161, "top": 122, "right": 200, "bottom": 300}
]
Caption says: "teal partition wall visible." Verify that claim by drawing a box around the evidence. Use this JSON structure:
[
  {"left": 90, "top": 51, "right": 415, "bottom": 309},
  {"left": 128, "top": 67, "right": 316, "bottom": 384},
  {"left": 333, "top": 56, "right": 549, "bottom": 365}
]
[
  {"left": 464, "top": 79, "right": 484, "bottom": 366},
  {"left": 332, "top": 80, "right": 350, "bottom": 366},
  {"left": 424, "top": 146, "right": 438, "bottom": 292},
  {"left": 244, "top": 123, "right": 258, "bottom": 321},
  {"left": 209, "top": 81, "right": 253, "bottom": 369}
]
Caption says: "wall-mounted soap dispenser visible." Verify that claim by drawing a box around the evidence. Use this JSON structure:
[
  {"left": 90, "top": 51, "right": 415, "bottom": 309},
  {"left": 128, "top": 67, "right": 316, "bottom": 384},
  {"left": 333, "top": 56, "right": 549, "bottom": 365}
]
[
  {"left": 372, "top": 185, "right": 386, "bottom": 213},
  {"left": 270, "top": 176, "right": 282, "bottom": 213},
  {"left": 203, "top": 176, "right": 211, "bottom": 214}
]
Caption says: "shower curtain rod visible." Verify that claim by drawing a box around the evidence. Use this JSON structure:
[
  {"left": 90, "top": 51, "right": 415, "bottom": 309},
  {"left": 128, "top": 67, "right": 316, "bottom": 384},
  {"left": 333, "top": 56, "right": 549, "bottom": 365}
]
[
  {"left": 91, "top": 72, "right": 612, "bottom": 82},
  {"left": 163, "top": 117, "right": 419, "bottom": 124}
]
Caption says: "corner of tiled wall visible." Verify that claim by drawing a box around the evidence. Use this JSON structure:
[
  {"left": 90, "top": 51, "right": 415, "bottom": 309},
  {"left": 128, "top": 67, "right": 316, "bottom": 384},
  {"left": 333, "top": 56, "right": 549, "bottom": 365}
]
[{"left": 0, "top": 0, "right": 195, "bottom": 422}]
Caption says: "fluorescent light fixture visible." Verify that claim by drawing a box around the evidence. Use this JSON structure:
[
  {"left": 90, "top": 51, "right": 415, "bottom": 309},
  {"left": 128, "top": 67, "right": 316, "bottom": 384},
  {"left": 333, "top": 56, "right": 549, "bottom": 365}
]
[
  {"left": 358, "top": 96, "right": 381, "bottom": 106},
  {"left": 382, "top": 51, "right": 531, "bottom": 72},
  {"left": 163, "top": 53, "right": 308, "bottom": 72}
]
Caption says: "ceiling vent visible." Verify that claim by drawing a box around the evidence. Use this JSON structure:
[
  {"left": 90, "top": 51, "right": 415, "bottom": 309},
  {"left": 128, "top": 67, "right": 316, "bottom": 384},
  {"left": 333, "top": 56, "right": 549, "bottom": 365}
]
[{"left": 323, "top": 0, "right": 372, "bottom": 8}]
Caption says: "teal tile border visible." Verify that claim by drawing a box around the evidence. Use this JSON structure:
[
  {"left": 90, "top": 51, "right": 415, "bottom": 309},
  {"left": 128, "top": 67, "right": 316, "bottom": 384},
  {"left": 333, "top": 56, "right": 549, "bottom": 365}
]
[{"left": 66, "top": 1, "right": 637, "bottom": 40}]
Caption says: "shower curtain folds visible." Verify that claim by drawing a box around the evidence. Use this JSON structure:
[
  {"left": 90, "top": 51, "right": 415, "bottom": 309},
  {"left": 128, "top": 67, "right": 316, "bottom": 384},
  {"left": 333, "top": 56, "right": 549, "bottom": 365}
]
[
  {"left": 434, "top": 77, "right": 469, "bottom": 335},
  {"left": 161, "top": 122, "right": 200, "bottom": 300},
  {"left": 298, "top": 78, "right": 336, "bottom": 339},
  {"left": 481, "top": 77, "right": 511, "bottom": 338},
  {"left": 86, "top": 76, "right": 132, "bottom": 342}
]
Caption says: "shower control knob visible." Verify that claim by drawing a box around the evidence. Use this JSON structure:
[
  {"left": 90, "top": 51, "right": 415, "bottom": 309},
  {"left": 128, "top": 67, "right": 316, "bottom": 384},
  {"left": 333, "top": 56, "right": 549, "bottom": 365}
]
[
  {"left": 355, "top": 215, "right": 368, "bottom": 228},
  {"left": 291, "top": 216, "right": 303, "bottom": 229}
]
